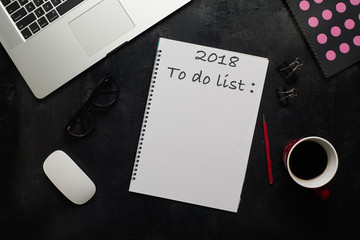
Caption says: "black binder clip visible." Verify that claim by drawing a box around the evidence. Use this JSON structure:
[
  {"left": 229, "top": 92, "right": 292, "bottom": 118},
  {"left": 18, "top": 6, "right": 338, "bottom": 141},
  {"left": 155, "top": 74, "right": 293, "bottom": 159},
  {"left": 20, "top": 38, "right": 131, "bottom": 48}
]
[
  {"left": 277, "top": 58, "right": 303, "bottom": 83},
  {"left": 276, "top": 87, "right": 297, "bottom": 106}
]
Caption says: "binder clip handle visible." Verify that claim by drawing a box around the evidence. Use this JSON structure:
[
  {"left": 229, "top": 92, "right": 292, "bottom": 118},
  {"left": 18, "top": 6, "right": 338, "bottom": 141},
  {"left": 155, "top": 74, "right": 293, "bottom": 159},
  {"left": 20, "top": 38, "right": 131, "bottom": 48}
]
[
  {"left": 276, "top": 87, "right": 297, "bottom": 106},
  {"left": 277, "top": 57, "right": 303, "bottom": 83}
]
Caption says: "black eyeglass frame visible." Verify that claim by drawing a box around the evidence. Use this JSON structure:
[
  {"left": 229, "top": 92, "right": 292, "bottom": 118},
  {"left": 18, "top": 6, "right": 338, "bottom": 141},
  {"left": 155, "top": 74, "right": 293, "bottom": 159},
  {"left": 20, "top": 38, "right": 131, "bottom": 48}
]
[{"left": 65, "top": 75, "right": 119, "bottom": 137}]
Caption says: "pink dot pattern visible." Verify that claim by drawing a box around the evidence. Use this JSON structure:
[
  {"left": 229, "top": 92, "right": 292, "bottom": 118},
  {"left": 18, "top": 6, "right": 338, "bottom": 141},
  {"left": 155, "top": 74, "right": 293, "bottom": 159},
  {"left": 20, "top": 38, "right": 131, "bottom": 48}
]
[
  {"left": 317, "top": 33, "right": 328, "bottom": 44},
  {"left": 339, "top": 43, "right": 350, "bottom": 53},
  {"left": 344, "top": 19, "right": 355, "bottom": 29},
  {"left": 300, "top": 0, "right": 310, "bottom": 10},
  {"left": 326, "top": 50, "right": 336, "bottom": 61},
  {"left": 322, "top": 9, "right": 333, "bottom": 20},
  {"left": 299, "top": 0, "right": 360, "bottom": 62},
  {"left": 308, "top": 17, "right": 319, "bottom": 27},
  {"left": 336, "top": 2, "right": 347, "bottom": 13},
  {"left": 331, "top": 26, "right": 341, "bottom": 37},
  {"left": 354, "top": 36, "right": 360, "bottom": 46}
]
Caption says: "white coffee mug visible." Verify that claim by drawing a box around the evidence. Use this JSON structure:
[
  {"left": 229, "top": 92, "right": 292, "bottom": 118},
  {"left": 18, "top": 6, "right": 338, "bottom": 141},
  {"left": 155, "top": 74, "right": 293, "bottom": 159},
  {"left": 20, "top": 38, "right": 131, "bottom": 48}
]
[{"left": 282, "top": 136, "right": 339, "bottom": 199}]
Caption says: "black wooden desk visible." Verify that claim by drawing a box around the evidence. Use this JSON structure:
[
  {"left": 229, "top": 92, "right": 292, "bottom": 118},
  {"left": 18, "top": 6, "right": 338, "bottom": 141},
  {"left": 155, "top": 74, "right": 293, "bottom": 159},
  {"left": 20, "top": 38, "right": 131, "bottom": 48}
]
[{"left": 1, "top": 0, "right": 360, "bottom": 239}]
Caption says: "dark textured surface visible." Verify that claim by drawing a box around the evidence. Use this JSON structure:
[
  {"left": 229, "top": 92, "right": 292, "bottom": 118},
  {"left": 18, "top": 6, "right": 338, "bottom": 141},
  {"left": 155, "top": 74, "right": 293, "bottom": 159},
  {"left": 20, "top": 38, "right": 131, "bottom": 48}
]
[{"left": 1, "top": 0, "right": 360, "bottom": 239}]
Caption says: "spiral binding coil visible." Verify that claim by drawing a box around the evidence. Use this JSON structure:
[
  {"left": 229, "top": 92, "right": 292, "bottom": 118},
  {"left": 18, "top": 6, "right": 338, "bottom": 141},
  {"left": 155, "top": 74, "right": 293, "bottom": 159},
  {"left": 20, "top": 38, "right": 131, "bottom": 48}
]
[
  {"left": 285, "top": 0, "right": 327, "bottom": 77},
  {"left": 131, "top": 49, "right": 162, "bottom": 180}
]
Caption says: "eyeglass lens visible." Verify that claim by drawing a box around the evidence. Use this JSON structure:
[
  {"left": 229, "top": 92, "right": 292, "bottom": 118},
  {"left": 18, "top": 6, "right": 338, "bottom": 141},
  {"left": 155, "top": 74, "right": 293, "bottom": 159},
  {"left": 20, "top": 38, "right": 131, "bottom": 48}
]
[
  {"left": 92, "top": 77, "right": 119, "bottom": 107},
  {"left": 67, "top": 110, "right": 95, "bottom": 137}
]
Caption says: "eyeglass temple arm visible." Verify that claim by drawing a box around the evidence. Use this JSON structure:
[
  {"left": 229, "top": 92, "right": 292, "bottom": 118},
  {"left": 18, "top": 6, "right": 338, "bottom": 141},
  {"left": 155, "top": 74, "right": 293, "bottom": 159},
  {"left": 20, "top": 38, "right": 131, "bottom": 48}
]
[{"left": 65, "top": 100, "right": 93, "bottom": 131}]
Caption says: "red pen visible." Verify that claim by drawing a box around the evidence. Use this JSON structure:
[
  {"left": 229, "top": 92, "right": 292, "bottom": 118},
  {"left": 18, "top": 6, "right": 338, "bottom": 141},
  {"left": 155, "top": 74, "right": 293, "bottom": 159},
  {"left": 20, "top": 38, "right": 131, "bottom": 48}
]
[{"left": 263, "top": 115, "right": 273, "bottom": 184}]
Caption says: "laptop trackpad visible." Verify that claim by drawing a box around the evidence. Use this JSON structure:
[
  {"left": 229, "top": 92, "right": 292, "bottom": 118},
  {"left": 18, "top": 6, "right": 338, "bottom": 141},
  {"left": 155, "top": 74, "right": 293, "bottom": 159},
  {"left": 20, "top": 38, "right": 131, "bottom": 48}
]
[{"left": 69, "top": 0, "right": 135, "bottom": 56}]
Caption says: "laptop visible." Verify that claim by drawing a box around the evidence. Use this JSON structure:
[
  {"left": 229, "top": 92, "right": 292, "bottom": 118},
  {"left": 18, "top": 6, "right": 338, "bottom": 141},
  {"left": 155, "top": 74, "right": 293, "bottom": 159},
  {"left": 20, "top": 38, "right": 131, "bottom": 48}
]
[{"left": 0, "top": 0, "right": 191, "bottom": 99}]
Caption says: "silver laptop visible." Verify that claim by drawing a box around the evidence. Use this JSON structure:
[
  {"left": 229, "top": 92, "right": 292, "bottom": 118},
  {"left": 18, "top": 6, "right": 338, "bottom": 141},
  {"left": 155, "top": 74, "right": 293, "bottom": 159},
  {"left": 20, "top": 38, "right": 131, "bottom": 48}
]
[{"left": 0, "top": 0, "right": 190, "bottom": 99}]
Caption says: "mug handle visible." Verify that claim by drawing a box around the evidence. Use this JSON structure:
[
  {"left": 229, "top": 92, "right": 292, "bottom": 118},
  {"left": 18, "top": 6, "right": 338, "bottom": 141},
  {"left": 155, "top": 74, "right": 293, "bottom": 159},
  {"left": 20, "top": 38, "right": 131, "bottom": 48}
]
[{"left": 314, "top": 186, "right": 330, "bottom": 200}]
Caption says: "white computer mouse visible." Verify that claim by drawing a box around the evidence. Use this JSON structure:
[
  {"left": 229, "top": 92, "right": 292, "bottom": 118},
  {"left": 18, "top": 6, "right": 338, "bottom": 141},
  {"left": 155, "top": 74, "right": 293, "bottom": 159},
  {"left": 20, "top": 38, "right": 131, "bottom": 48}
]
[{"left": 43, "top": 150, "right": 96, "bottom": 205}]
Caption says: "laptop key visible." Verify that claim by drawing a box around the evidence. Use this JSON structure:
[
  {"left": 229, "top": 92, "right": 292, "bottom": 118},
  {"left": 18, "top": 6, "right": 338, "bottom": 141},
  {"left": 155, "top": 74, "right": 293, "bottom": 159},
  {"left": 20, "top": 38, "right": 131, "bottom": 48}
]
[
  {"left": 56, "top": 0, "right": 83, "bottom": 16},
  {"left": 21, "top": 27, "right": 32, "bottom": 39},
  {"left": 33, "top": 0, "right": 44, "bottom": 7},
  {"left": 11, "top": 7, "right": 27, "bottom": 22},
  {"left": 16, "top": 12, "right": 36, "bottom": 30},
  {"left": 50, "top": 0, "right": 61, "bottom": 7},
  {"left": 25, "top": 2, "right": 35, "bottom": 12},
  {"left": 18, "top": 0, "right": 28, "bottom": 6},
  {"left": 34, "top": 7, "right": 45, "bottom": 17},
  {"left": 45, "top": 9, "right": 58, "bottom": 22},
  {"left": 38, "top": 16, "right": 49, "bottom": 28},
  {"left": 6, "top": 1, "right": 20, "bottom": 14},
  {"left": 43, "top": 2, "right": 53, "bottom": 12},
  {"left": 1, "top": 0, "right": 11, "bottom": 7},
  {"left": 29, "top": 22, "right": 40, "bottom": 34}
]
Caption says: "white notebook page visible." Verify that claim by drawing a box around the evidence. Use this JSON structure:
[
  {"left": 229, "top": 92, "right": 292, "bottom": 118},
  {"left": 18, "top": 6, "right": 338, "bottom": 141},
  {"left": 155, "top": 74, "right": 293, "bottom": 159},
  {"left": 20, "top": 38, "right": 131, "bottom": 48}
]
[{"left": 129, "top": 38, "right": 269, "bottom": 212}]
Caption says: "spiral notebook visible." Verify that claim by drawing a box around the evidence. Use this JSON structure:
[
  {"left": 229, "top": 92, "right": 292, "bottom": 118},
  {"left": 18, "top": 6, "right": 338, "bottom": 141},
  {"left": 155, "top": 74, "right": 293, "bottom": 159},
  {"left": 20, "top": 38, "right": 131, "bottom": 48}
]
[
  {"left": 285, "top": 0, "right": 360, "bottom": 77},
  {"left": 129, "top": 38, "right": 269, "bottom": 212}
]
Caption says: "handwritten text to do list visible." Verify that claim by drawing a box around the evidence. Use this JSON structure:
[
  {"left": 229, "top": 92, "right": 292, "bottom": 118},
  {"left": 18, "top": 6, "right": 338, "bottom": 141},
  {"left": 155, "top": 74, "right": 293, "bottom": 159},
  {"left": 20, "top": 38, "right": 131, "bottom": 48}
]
[{"left": 165, "top": 49, "right": 256, "bottom": 93}]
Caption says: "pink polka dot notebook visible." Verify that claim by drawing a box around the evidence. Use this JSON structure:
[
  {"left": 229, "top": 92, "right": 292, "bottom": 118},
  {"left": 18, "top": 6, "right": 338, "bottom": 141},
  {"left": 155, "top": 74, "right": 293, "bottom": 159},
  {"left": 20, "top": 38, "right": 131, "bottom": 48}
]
[{"left": 286, "top": 0, "right": 360, "bottom": 77}]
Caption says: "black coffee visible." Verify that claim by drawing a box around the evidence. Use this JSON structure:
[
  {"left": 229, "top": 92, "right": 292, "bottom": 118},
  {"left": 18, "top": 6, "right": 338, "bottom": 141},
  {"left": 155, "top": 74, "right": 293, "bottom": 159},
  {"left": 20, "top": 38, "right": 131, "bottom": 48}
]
[{"left": 289, "top": 141, "right": 328, "bottom": 180}]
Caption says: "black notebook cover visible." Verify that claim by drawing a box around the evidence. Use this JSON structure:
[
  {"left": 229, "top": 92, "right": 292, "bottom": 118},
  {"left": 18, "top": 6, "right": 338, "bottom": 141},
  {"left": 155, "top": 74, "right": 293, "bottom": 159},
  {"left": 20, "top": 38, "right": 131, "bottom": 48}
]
[{"left": 285, "top": 0, "right": 360, "bottom": 77}]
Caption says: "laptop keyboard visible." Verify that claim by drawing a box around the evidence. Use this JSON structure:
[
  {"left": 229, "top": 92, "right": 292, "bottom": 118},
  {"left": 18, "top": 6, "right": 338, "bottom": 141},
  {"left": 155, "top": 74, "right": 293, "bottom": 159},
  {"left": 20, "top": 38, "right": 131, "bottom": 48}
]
[{"left": 1, "top": 0, "right": 83, "bottom": 39}]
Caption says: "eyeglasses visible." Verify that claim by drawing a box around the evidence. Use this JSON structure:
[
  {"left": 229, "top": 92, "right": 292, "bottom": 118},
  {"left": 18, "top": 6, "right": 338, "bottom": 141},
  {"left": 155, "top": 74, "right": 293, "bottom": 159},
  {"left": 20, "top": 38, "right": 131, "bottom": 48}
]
[{"left": 66, "top": 75, "right": 119, "bottom": 137}]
